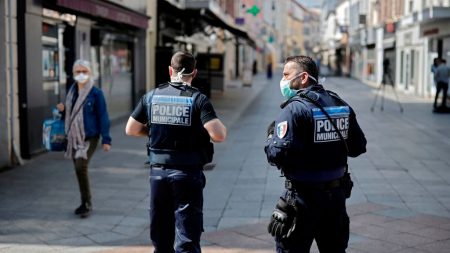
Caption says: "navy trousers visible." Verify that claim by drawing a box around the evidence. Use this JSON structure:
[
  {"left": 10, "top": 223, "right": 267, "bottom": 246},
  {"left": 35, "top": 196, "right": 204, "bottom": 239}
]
[
  {"left": 149, "top": 166, "right": 205, "bottom": 253},
  {"left": 275, "top": 187, "right": 349, "bottom": 253}
]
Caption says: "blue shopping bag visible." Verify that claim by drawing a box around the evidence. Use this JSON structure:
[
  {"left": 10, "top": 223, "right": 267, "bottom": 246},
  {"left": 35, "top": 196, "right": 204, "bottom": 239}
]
[{"left": 43, "top": 109, "right": 66, "bottom": 152}]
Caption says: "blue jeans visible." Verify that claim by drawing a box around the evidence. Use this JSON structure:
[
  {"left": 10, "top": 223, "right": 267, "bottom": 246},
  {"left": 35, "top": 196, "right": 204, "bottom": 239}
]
[
  {"left": 275, "top": 187, "right": 349, "bottom": 253},
  {"left": 149, "top": 166, "right": 205, "bottom": 253}
]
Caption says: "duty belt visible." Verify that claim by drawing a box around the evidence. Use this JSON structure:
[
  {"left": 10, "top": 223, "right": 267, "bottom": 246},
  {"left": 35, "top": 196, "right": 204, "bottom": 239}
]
[
  {"left": 150, "top": 164, "right": 203, "bottom": 171},
  {"left": 285, "top": 178, "right": 341, "bottom": 191}
]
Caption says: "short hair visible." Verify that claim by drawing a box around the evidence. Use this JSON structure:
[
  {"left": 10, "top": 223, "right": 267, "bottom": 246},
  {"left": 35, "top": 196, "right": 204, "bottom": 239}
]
[
  {"left": 72, "top": 59, "right": 91, "bottom": 73},
  {"left": 284, "top": 55, "right": 318, "bottom": 82},
  {"left": 170, "top": 51, "right": 196, "bottom": 74}
]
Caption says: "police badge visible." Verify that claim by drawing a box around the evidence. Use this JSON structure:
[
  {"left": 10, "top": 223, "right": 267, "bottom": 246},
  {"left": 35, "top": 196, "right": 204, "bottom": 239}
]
[{"left": 276, "top": 121, "right": 288, "bottom": 139}]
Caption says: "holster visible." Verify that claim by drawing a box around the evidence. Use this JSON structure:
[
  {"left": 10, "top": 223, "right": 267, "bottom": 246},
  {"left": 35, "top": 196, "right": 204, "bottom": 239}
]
[{"left": 341, "top": 167, "right": 354, "bottom": 199}]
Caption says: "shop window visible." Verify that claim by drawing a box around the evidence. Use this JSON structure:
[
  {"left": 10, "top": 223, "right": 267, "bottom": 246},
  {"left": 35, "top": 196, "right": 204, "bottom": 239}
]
[
  {"left": 97, "top": 34, "right": 133, "bottom": 121},
  {"left": 42, "top": 22, "right": 59, "bottom": 81},
  {"left": 411, "top": 49, "right": 415, "bottom": 80},
  {"left": 42, "top": 46, "right": 59, "bottom": 81}
]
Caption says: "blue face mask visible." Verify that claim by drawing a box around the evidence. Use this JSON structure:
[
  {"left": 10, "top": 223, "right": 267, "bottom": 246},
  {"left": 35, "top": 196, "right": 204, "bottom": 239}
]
[
  {"left": 279, "top": 72, "right": 318, "bottom": 100},
  {"left": 279, "top": 73, "right": 302, "bottom": 99}
]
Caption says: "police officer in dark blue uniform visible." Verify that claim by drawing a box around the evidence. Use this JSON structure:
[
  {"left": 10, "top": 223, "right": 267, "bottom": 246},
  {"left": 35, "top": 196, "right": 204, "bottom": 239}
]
[
  {"left": 265, "top": 56, "right": 366, "bottom": 253},
  {"left": 125, "top": 51, "right": 227, "bottom": 253}
]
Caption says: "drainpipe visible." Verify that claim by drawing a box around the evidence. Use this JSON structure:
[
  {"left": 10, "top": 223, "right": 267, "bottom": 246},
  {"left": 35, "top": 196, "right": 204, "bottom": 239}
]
[{"left": 8, "top": 0, "right": 23, "bottom": 165}]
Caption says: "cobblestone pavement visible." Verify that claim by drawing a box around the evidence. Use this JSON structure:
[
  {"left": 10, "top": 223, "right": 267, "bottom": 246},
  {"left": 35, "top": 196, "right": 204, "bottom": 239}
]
[{"left": 1, "top": 72, "right": 450, "bottom": 252}]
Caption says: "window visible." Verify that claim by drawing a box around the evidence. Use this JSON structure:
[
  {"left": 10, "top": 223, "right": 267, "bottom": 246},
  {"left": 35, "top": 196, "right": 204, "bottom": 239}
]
[{"left": 400, "top": 51, "right": 404, "bottom": 83}]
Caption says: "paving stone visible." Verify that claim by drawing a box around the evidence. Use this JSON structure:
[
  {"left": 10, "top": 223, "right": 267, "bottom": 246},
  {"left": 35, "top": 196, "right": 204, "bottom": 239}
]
[
  {"left": 393, "top": 248, "right": 433, "bottom": 253},
  {"left": 416, "top": 239, "right": 450, "bottom": 253},
  {"left": 374, "top": 208, "right": 417, "bottom": 219},
  {"left": 406, "top": 227, "right": 450, "bottom": 240},
  {"left": 350, "top": 213, "right": 396, "bottom": 226},
  {"left": 404, "top": 213, "right": 450, "bottom": 226},
  {"left": 217, "top": 217, "right": 261, "bottom": 230},
  {"left": 86, "top": 231, "right": 130, "bottom": 244},
  {"left": 202, "top": 230, "right": 273, "bottom": 249},
  {"left": 374, "top": 219, "right": 428, "bottom": 233},
  {"left": 349, "top": 238, "right": 405, "bottom": 253}
]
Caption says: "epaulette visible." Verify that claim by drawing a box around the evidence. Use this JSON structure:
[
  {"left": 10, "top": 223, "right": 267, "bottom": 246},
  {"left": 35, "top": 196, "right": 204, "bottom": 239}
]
[
  {"left": 157, "top": 83, "right": 170, "bottom": 89},
  {"left": 326, "top": 90, "right": 340, "bottom": 99},
  {"left": 280, "top": 90, "right": 318, "bottom": 109},
  {"left": 299, "top": 90, "right": 319, "bottom": 101},
  {"left": 326, "top": 90, "right": 348, "bottom": 106}
]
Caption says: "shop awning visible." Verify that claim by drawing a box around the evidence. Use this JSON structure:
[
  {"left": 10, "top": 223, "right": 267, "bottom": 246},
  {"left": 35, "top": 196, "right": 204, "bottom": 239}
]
[
  {"left": 55, "top": 0, "right": 150, "bottom": 29},
  {"left": 158, "top": 0, "right": 255, "bottom": 47},
  {"left": 197, "top": 8, "right": 256, "bottom": 48}
]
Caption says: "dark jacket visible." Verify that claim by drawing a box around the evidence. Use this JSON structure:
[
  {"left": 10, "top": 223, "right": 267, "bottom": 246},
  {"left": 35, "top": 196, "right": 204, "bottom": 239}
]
[
  {"left": 264, "top": 84, "right": 366, "bottom": 182},
  {"left": 65, "top": 84, "right": 111, "bottom": 145}
]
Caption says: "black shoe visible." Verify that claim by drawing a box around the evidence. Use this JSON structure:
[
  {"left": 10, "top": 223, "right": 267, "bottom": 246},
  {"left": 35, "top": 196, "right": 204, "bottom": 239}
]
[{"left": 74, "top": 202, "right": 92, "bottom": 218}]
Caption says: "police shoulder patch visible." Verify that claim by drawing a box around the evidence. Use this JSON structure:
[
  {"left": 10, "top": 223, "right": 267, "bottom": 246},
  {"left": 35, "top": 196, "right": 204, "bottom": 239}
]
[{"left": 276, "top": 121, "right": 288, "bottom": 139}]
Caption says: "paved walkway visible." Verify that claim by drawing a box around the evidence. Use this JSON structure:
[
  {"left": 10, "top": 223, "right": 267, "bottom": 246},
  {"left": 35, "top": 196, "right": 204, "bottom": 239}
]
[{"left": 1, "top": 71, "right": 450, "bottom": 253}]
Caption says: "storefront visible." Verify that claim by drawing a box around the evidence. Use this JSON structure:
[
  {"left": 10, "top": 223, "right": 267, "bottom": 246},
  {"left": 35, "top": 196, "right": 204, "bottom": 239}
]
[
  {"left": 18, "top": 0, "right": 149, "bottom": 158},
  {"left": 421, "top": 20, "right": 450, "bottom": 97},
  {"left": 349, "top": 32, "right": 363, "bottom": 80},
  {"left": 155, "top": 0, "right": 255, "bottom": 93},
  {"left": 396, "top": 24, "right": 423, "bottom": 95},
  {"left": 372, "top": 22, "right": 398, "bottom": 86}
]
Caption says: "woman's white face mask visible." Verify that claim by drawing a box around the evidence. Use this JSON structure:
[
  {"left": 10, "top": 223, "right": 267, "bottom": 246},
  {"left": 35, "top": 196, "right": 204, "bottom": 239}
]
[{"left": 74, "top": 73, "right": 89, "bottom": 84}]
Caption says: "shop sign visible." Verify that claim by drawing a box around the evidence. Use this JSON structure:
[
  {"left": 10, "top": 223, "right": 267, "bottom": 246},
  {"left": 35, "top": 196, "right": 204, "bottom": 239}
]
[
  {"left": 423, "top": 28, "right": 439, "bottom": 36},
  {"left": 235, "top": 17, "right": 245, "bottom": 25},
  {"left": 385, "top": 22, "right": 395, "bottom": 33}
]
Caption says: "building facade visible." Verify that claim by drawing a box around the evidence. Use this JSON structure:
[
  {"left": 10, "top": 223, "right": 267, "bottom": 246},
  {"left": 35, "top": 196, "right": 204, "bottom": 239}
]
[
  {"left": 396, "top": 0, "right": 450, "bottom": 97},
  {"left": 323, "top": 0, "right": 450, "bottom": 100},
  {"left": 0, "top": 0, "right": 20, "bottom": 168}
]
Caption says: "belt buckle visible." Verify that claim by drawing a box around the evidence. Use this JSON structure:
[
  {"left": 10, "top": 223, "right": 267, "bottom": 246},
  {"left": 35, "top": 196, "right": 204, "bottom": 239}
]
[{"left": 151, "top": 165, "right": 165, "bottom": 170}]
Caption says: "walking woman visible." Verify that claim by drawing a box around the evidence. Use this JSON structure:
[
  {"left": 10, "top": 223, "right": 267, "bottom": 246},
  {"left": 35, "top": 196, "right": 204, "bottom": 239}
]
[{"left": 57, "top": 59, "right": 111, "bottom": 218}]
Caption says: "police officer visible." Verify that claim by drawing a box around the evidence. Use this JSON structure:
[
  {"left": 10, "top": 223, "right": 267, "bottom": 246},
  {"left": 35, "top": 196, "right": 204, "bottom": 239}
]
[
  {"left": 125, "top": 51, "right": 227, "bottom": 253},
  {"left": 265, "top": 55, "right": 366, "bottom": 253}
]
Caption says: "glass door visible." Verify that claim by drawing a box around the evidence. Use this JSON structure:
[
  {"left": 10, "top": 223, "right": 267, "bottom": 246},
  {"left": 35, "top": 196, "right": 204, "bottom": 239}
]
[{"left": 98, "top": 33, "right": 133, "bottom": 121}]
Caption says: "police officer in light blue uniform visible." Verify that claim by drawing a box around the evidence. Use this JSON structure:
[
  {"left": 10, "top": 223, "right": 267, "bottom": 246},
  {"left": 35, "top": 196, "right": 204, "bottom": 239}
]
[
  {"left": 265, "top": 56, "right": 366, "bottom": 253},
  {"left": 125, "top": 51, "right": 227, "bottom": 253}
]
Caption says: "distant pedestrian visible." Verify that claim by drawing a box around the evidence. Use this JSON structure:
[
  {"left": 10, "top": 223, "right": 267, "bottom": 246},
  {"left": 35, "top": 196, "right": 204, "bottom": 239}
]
[
  {"left": 431, "top": 57, "right": 439, "bottom": 75},
  {"left": 382, "top": 58, "right": 394, "bottom": 86},
  {"left": 267, "top": 62, "right": 273, "bottom": 79},
  {"left": 56, "top": 59, "right": 111, "bottom": 218},
  {"left": 265, "top": 55, "right": 367, "bottom": 252},
  {"left": 315, "top": 56, "right": 321, "bottom": 75},
  {"left": 431, "top": 57, "right": 439, "bottom": 102},
  {"left": 434, "top": 58, "right": 450, "bottom": 110},
  {"left": 125, "top": 51, "right": 227, "bottom": 253},
  {"left": 253, "top": 59, "right": 258, "bottom": 75}
]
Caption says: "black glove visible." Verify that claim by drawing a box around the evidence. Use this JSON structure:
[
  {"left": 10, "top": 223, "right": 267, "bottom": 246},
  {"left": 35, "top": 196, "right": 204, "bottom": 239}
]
[
  {"left": 267, "top": 121, "right": 275, "bottom": 139},
  {"left": 267, "top": 197, "right": 297, "bottom": 238}
]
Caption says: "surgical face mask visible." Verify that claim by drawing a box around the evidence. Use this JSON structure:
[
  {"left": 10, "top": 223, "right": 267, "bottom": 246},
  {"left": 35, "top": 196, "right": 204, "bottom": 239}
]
[
  {"left": 279, "top": 72, "right": 319, "bottom": 100},
  {"left": 74, "top": 73, "right": 89, "bottom": 83},
  {"left": 279, "top": 73, "right": 302, "bottom": 99},
  {"left": 171, "top": 67, "right": 194, "bottom": 83}
]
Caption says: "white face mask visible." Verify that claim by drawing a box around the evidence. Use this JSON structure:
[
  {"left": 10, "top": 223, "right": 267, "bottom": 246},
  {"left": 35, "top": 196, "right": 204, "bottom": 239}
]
[{"left": 74, "top": 73, "right": 89, "bottom": 83}]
